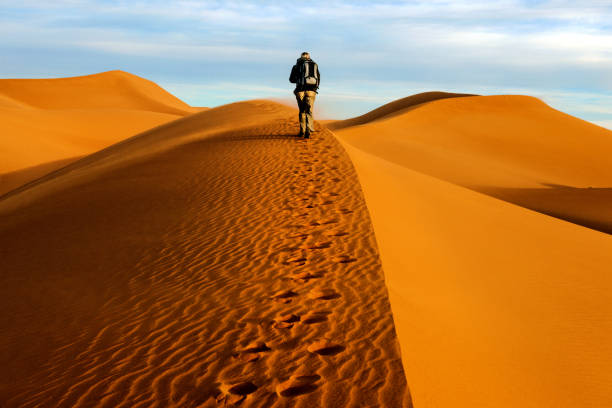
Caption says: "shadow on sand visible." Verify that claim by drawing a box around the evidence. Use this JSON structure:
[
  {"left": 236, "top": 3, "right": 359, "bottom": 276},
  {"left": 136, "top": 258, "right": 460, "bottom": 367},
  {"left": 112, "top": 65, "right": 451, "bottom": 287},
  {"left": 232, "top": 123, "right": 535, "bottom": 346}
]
[{"left": 477, "top": 183, "right": 612, "bottom": 235}]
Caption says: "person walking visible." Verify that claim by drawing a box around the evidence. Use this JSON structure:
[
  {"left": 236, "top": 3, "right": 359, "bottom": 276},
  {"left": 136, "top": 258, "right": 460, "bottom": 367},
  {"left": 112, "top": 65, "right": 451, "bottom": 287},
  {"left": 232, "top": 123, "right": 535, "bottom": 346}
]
[{"left": 289, "top": 52, "right": 320, "bottom": 139}]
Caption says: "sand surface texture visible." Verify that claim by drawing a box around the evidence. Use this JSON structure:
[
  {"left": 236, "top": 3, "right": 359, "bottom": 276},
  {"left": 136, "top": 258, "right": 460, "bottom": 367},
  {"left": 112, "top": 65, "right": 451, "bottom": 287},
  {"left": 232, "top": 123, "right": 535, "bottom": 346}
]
[
  {"left": 334, "top": 93, "right": 612, "bottom": 408},
  {"left": 0, "top": 101, "right": 409, "bottom": 407},
  {"left": 0, "top": 71, "right": 199, "bottom": 195}
]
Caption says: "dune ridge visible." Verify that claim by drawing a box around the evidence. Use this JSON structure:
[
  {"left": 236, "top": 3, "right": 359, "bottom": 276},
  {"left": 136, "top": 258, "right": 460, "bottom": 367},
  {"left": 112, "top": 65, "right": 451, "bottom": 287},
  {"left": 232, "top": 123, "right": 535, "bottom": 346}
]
[
  {"left": 327, "top": 91, "right": 475, "bottom": 130},
  {"left": 333, "top": 94, "right": 612, "bottom": 407},
  {"left": 0, "top": 71, "right": 200, "bottom": 195},
  {"left": 333, "top": 94, "right": 612, "bottom": 234},
  {"left": 0, "top": 100, "right": 410, "bottom": 407}
]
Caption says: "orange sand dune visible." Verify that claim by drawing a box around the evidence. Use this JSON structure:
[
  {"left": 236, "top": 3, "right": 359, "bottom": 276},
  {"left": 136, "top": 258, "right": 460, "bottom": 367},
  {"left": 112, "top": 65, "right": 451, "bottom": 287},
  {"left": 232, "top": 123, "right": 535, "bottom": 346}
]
[
  {"left": 0, "top": 100, "right": 409, "bottom": 407},
  {"left": 334, "top": 95, "right": 612, "bottom": 407},
  {"left": 0, "top": 71, "right": 199, "bottom": 194},
  {"left": 328, "top": 91, "right": 474, "bottom": 130},
  {"left": 0, "top": 70, "right": 194, "bottom": 113},
  {"left": 333, "top": 94, "right": 612, "bottom": 233}
]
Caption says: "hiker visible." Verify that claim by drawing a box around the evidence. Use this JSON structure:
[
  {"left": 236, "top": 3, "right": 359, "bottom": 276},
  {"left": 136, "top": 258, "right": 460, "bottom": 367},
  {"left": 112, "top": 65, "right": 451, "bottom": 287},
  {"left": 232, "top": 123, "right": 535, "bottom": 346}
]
[{"left": 289, "top": 52, "right": 320, "bottom": 139}]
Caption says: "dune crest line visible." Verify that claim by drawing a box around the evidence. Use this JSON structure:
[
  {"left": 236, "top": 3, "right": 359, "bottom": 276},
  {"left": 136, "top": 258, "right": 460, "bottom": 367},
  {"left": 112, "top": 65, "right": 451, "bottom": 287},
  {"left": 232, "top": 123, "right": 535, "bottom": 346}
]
[{"left": 0, "top": 102, "right": 411, "bottom": 407}]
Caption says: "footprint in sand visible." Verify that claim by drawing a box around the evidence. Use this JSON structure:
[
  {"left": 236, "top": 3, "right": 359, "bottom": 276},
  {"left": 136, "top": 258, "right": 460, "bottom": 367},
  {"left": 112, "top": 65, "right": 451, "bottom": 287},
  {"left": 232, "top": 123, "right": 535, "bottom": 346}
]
[
  {"left": 307, "top": 340, "right": 346, "bottom": 356},
  {"left": 234, "top": 341, "right": 271, "bottom": 362},
  {"left": 326, "top": 230, "right": 348, "bottom": 237},
  {"left": 272, "top": 290, "right": 298, "bottom": 303},
  {"left": 275, "top": 313, "right": 300, "bottom": 324},
  {"left": 302, "top": 311, "right": 330, "bottom": 324},
  {"left": 322, "top": 218, "right": 339, "bottom": 225},
  {"left": 273, "top": 313, "right": 300, "bottom": 329},
  {"left": 337, "top": 208, "right": 353, "bottom": 215},
  {"left": 276, "top": 374, "right": 321, "bottom": 397},
  {"left": 289, "top": 271, "right": 323, "bottom": 282},
  {"left": 242, "top": 341, "right": 271, "bottom": 353},
  {"left": 282, "top": 256, "right": 307, "bottom": 266},
  {"left": 333, "top": 255, "right": 357, "bottom": 264},
  {"left": 308, "top": 288, "right": 341, "bottom": 300},
  {"left": 216, "top": 381, "right": 258, "bottom": 405}
]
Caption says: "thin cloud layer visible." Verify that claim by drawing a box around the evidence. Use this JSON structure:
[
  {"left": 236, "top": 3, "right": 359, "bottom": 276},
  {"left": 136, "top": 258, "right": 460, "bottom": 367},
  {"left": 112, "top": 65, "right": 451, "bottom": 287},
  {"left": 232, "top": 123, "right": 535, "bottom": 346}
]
[{"left": 0, "top": 0, "right": 611, "bottom": 126}]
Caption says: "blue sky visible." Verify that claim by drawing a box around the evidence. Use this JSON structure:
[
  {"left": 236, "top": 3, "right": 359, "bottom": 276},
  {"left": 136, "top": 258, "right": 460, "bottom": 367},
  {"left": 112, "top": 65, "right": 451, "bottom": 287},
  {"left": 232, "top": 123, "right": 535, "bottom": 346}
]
[{"left": 1, "top": 0, "right": 612, "bottom": 128}]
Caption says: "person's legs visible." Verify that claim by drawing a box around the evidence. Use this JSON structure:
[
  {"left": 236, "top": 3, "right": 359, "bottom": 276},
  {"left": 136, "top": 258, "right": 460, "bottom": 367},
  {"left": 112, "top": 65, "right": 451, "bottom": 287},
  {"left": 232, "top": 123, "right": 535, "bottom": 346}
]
[
  {"left": 295, "top": 91, "right": 306, "bottom": 136},
  {"left": 304, "top": 91, "right": 316, "bottom": 135}
]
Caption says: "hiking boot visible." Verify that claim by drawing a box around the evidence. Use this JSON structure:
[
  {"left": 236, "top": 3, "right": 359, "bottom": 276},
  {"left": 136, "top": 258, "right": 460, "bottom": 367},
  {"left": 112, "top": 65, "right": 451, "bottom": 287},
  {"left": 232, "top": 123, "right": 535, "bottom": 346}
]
[
  {"left": 298, "top": 131, "right": 304, "bottom": 138},
  {"left": 304, "top": 130, "right": 310, "bottom": 139}
]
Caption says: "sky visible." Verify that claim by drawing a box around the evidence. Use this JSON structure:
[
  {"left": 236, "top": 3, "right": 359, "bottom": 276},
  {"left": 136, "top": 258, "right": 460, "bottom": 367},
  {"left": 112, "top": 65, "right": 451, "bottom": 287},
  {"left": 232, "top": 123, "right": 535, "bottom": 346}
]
[{"left": 1, "top": 0, "right": 612, "bottom": 128}]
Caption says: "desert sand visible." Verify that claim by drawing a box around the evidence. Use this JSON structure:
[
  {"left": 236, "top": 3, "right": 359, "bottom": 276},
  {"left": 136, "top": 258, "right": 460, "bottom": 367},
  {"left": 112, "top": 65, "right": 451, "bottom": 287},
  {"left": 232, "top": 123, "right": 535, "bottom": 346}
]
[
  {"left": 333, "top": 93, "right": 612, "bottom": 407},
  {"left": 0, "top": 71, "right": 200, "bottom": 195},
  {"left": 0, "top": 93, "right": 409, "bottom": 406},
  {"left": 330, "top": 93, "right": 612, "bottom": 234},
  {"left": 1, "top": 75, "right": 611, "bottom": 408}
]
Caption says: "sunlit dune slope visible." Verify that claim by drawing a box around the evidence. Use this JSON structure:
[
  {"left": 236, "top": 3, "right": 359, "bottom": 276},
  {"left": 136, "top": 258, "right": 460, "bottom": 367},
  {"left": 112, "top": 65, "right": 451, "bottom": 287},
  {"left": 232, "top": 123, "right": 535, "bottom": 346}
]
[
  {"left": 333, "top": 94, "right": 612, "bottom": 233},
  {"left": 0, "top": 71, "right": 199, "bottom": 194},
  {"left": 334, "top": 95, "right": 612, "bottom": 408},
  {"left": 0, "top": 70, "right": 194, "bottom": 114},
  {"left": 0, "top": 100, "right": 410, "bottom": 407}
]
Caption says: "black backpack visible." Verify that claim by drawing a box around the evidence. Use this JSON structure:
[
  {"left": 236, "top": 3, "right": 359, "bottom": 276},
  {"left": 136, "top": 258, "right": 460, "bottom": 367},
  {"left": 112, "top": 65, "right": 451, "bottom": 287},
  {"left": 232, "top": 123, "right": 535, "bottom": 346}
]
[{"left": 295, "top": 60, "right": 319, "bottom": 88}]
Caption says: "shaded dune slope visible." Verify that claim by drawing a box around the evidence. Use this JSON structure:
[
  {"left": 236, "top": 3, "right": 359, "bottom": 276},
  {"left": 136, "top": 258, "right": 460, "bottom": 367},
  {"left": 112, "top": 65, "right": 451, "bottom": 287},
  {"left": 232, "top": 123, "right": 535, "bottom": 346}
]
[
  {"left": 0, "top": 101, "right": 410, "bottom": 407},
  {"left": 333, "top": 95, "right": 612, "bottom": 234},
  {"left": 0, "top": 71, "right": 199, "bottom": 194}
]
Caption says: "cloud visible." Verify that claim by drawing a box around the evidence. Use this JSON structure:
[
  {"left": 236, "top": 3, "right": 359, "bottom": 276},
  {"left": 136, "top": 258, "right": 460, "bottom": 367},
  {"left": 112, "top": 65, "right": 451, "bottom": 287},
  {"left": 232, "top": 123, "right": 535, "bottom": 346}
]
[{"left": 0, "top": 0, "right": 611, "bottom": 126}]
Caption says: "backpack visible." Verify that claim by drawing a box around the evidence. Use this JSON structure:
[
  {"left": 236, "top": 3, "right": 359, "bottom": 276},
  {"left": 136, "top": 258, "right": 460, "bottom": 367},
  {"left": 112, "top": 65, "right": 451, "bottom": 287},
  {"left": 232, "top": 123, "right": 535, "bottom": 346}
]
[{"left": 297, "top": 60, "right": 319, "bottom": 88}]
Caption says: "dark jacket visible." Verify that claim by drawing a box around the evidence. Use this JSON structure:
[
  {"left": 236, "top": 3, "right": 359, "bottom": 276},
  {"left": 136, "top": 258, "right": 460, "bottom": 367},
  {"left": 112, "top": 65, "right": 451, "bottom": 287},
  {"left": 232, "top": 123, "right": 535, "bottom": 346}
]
[{"left": 290, "top": 57, "right": 320, "bottom": 93}]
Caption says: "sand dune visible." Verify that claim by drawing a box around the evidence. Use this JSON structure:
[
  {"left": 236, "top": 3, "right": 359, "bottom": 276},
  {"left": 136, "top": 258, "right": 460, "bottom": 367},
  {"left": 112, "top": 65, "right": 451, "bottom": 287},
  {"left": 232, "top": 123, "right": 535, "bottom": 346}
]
[
  {"left": 0, "top": 71, "right": 199, "bottom": 195},
  {"left": 333, "top": 94, "right": 612, "bottom": 233},
  {"left": 0, "top": 70, "right": 194, "bottom": 113},
  {"left": 327, "top": 91, "right": 474, "bottom": 130},
  {"left": 334, "top": 95, "right": 612, "bottom": 407},
  {"left": 3, "top": 70, "right": 611, "bottom": 408},
  {"left": 0, "top": 100, "right": 409, "bottom": 407}
]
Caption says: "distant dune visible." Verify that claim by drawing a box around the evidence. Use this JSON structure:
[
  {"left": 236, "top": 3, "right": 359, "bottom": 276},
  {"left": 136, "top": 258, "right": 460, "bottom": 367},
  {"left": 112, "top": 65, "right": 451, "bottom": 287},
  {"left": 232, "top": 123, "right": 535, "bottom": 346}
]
[
  {"left": 334, "top": 93, "right": 612, "bottom": 408},
  {"left": 327, "top": 91, "right": 475, "bottom": 130},
  {"left": 0, "top": 70, "right": 199, "bottom": 194},
  {"left": 333, "top": 93, "right": 612, "bottom": 234}
]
